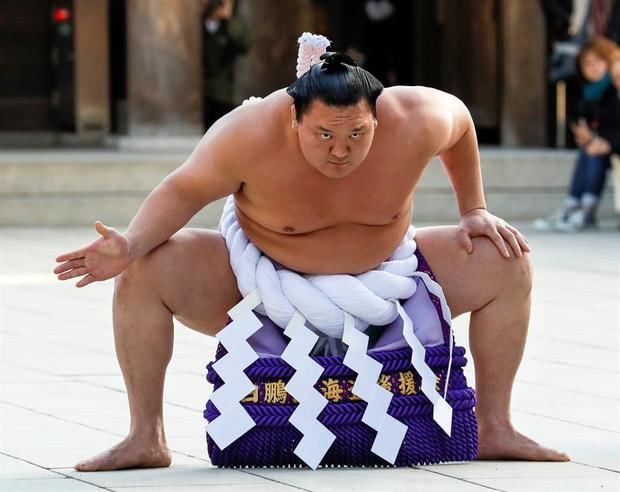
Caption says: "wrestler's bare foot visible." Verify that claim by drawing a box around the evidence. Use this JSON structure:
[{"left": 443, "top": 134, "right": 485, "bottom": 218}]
[
  {"left": 74, "top": 433, "right": 172, "bottom": 472},
  {"left": 477, "top": 422, "right": 570, "bottom": 462}
]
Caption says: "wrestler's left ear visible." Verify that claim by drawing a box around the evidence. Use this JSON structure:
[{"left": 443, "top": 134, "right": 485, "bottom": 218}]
[
  {"left": 291, "top": 105, "right": 299, "bottom": 131},
  {"left": 372, "top": 117, "right": 378, "bottom": 129}
]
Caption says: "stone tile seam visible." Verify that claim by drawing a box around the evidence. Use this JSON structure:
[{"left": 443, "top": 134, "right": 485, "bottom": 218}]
[
  {"left": 530, "top": 298, "right": 619, "bottom": 313},
  {"left": 527, "top": 335, "right": 619, "bottom": 353},
  {"left": 569, "top": 460, "right": 620, "bottom": 475},
  {"left": 0, "top": 400, "right": 226, "bottom": 476},
  {"left": 515, "top": 378, "right": 620, "bottom": 402},
  {"left": 525, "top": 356, "right": 620, "bottom": 375},
  {"left": 0, "top": 450, "right": 114, "bottom": 490},
  {"left": 0, "top": 360, "right": 204, "bottom": 415},
  {"left": 5, "top": 371, "right": 618, "bottom": 435},
  {"left": 512, "top": 408, "right": 620, "bottom": 434},
  {"left": 68, "top": 378, "right": 201, "bottom": 414},
  {"left": 0, "top": 372, "right": 204, "bottom": 415},
  {"left": 1, "top": 330, "right": 118, "bottom": 357},
  {"left": 0, "top": 399, "right": 125, "bottom": 438},
  {"left": 234, "top": 469, "right": 313, "bottom": 491},
  {"left": 412, "top": 466, "right": 507, "bottom": 491}
]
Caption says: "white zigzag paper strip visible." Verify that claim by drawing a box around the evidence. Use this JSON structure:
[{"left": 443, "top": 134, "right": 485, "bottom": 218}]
[
  {"left": 206, "top": 290, "right": 263, "bottom": 449},
  {"left": 395, "top": 301, "right": 453, "bottom": 436},
  {"left": 410, "top": 270, "right": 454, "bottom": 401},
  {"left": 342, "top": 312, "right": 408, "bottom": 464},
  {"left": 281, "top": 311, "right": 336, "bottom": 469}
]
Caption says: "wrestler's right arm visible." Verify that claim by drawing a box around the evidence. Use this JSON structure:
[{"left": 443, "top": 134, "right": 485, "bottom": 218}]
[
  {"left": 54, "top": 115, "right": 245, "bottom": 287},
  {"left": 124, "top": 121, "right": 244, "bottom": 261}
]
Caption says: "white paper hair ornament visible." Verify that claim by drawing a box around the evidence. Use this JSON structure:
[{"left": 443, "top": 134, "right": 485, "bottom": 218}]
[{"left": 296, "top": 32, "right": 331, "bottom": 78}]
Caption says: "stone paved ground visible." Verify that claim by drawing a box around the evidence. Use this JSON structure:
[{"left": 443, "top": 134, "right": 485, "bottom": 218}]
[{"left": 1, "top": 224, "right": 618, "bottom": 491}]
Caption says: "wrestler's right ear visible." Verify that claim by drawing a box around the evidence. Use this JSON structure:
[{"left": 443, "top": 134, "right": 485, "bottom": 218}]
[{"left": 291, "top": 105, "right": 299, "bottom": 131}]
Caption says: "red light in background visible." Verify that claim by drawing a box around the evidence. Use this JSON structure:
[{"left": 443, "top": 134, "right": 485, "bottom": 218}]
[{"left": 53, "top": 8, "right": 71, "bottom": 23}]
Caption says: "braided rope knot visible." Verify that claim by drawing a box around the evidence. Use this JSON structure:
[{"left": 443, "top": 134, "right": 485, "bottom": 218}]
[
  {"left": 295, "top": 32, "right": 331, "bottom": 78},
  {"left": 219, "top": 196, "right": 421, "bottom": 339}
]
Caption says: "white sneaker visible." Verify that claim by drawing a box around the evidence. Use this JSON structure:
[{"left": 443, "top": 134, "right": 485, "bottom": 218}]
[
  {"left": 554, "top": 208, "right": 593, "bottom": 233},
  {"left": 533, "top": 206, "right": 575, "bottom": 231},
  {"left": 533, "top": 217, "right": 557, "bottom": 231},
  {"left": 554, "top": 215, "right": 581, "bottom": 233}
]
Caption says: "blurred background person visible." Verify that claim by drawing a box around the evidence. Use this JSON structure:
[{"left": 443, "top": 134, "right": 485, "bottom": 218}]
[
  {"left": 329, "top": 0, "right": 411, "bottom": 88},
  {"left": 355, "top": 0, "right": 399, "bottom": 86},
  {"left": 535, "top": 36, "right": 619, "bottom": 231},
  {"left": 606, "top": 50, "right": 620, "bottom": 227},
  {"left": 543, "top": 0, "right": 619, "bottom": 148},
  {"left": 201, "top": 0, "right": 250, "bottom": 131}
]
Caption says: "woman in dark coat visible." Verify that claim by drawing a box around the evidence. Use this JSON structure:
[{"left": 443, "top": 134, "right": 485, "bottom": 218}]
[
  {"left": 535, "top": 37, "right": 618, "bottom": 231},
  {"left": 600, "top": 53, "right": 620, "bottom": 227},
  {"left": 594, "top": 55, "right": 620, "bottom": 156}
]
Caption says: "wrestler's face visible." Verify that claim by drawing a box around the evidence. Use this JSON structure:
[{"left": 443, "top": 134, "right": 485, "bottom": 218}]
[
  {"left": 291, "top": 100, "right": 377, "bottom": 178},
  {"left": 580, "top": 51, "right": 608, "bottom": 82}
]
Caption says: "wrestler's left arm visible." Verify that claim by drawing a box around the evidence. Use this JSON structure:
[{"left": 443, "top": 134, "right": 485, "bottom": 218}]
[{"left": 435, "top": 92, "right": 530, "bottom": 259}]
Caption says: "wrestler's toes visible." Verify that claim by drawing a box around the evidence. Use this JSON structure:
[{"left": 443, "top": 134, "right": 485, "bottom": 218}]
[
  {"left": 74, "top": 437, "right": 171, "bottom": 472},
  {"left": 549, "top": 449, "right": 571, "bottom": 462}
]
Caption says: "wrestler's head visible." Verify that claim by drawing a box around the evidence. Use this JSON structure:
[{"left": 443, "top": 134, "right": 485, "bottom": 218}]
[{"left": 287, "top": 52, "right": 383, "bottom": 178}]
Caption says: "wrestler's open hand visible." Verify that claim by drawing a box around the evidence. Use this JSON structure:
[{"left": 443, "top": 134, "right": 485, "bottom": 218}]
[
  {"left": 54, "top": 221, "right": 130, "bottom": 288},
  {"left": 457, "top": 208, "right": 530, "bottom": 259}
]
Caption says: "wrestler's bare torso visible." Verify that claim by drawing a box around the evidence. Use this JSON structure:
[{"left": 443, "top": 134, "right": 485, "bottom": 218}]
[{"left": 192, "top": 86, "right": 461, "bottom": 275}]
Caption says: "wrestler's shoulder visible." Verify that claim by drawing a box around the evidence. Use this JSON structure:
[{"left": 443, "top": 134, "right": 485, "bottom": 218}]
[
  {"left": 380, "top": 86, "right": 468, "bottom": 141},
  {"left": 381, "top": 86, "right": 465, "bottom": 117},
  {"left": 208, "top": 89, "right": 288, "bottom": 147},
  {"left": 223, "top": 89, "right": 288, "bottom": 127}
]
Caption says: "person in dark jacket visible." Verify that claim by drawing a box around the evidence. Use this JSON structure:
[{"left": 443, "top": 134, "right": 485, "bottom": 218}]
[
  {"left": 201, "top": 0, "right": 251, "bottom": 130},
  {"left": 595, "top": 53, "right": 620, "bottom": 155},
  {"left": 535, "top": 37, "right": 618, "bottom": 231},
  {"left": 604, "top": 52, "right": 620, "bottom": 227}
]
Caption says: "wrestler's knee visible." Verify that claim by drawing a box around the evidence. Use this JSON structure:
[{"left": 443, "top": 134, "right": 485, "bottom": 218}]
[
  {"left": 510, "top": 249, "right": 533, "bottom": 294},
  {"left": 114, "top": 258, "right": 149, "bottom": 295},
  {"left": 113, "top": 237, "right": 176, "bottom": 294},
  {"left": 471, "top": 236, "right": 533, "bottom": 293}
]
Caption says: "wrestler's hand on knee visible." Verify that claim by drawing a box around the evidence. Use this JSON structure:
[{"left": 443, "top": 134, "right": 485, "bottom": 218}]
[
  {"left": 54, "top": 221, "right": 130, "bottom": 288},
  {"left": 457, "top": 209, "right": 530, "bottom": 259}
]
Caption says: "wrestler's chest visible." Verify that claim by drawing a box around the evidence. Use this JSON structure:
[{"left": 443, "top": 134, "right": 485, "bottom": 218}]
[{"left": 242, "top": 157, "right": 423, "bottom": 231}]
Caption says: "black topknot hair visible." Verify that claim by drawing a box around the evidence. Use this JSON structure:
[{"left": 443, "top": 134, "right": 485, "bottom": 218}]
[{"left": 286, "top": 51, "right": 384, "bottom": 120}]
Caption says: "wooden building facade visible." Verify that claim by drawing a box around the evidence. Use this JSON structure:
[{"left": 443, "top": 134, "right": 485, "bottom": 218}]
[{"left": 0, "top": 0, "right": 549, "bottom": 146}]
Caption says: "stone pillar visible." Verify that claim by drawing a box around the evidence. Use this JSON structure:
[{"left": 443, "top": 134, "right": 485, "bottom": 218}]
[
  {"left": 235, "top": 0, "right": 314, "bottom": 100},
  {"left": 75, "top": 0, "right": 110, "bottom": 135},
  {"left": 442, "top": 0, "right": 499, "bottom": 128},
  {"left": 500, "top": 0, "right": 547, "bottom": 146},
  {"left": 126, "top": 0, "right": 202, "bottom": 136}
]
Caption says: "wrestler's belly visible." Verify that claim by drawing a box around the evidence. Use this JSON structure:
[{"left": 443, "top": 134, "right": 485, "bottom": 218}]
[{"left": 235, "top": 210, "right": 412, "bottom": 275}]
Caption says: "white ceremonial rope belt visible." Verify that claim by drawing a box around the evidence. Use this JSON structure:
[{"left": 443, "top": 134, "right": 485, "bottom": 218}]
[
  {"left": 219, "top": 195, "right": 421, "bottom": 336},
  {"left": 206, "top": 195, "right": 455, "bottom": 468}
]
